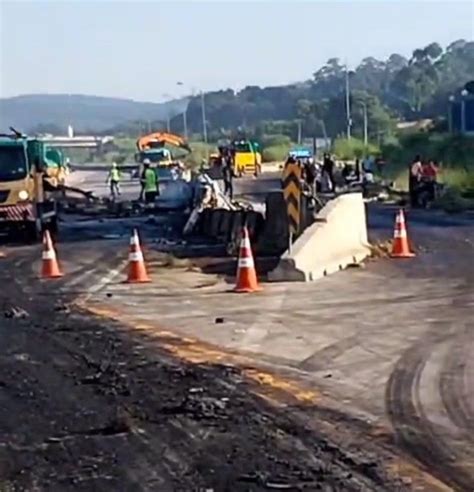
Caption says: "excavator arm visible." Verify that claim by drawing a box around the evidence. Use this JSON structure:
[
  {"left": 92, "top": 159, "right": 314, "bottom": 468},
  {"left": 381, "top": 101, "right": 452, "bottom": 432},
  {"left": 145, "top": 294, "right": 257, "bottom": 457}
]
[{"left": 136, "top": 132, "right": 191, "bottom": 153}]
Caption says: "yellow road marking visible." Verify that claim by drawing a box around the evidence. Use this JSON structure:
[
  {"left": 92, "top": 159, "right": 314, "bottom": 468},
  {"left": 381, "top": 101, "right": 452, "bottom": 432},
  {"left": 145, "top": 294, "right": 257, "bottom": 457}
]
[{"left": 80, "top": 300, "right": 457, "bottom": 491}]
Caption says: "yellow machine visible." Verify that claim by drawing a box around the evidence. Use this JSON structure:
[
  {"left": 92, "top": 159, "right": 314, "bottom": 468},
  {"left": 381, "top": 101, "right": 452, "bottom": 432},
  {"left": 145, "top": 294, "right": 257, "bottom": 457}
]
[
  {"left": 0, "top": 131, "right": 60, "bottom": 240},
  {"left": 231, "top": 140, "right": 262, "bottom": 177}
]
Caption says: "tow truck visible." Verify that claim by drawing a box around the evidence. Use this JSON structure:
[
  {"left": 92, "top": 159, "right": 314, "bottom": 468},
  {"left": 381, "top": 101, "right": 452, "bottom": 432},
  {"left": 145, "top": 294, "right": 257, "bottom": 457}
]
[{"left": 0, "top": 129, "right": 62, "bottom": 241}]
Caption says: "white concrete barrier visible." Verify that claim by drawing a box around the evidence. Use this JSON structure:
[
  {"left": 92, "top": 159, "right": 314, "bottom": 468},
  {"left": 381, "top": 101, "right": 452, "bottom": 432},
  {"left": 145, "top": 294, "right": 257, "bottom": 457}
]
[
  {"left": 268, "top": 192, "right": 371, "bottom": 282},
  {"left": 261, "top": 162, "right": 284, "bottom": 173}
]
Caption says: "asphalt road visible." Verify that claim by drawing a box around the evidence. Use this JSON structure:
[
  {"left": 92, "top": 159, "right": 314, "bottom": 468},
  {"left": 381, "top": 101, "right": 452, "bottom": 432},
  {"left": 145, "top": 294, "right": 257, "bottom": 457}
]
[
  {"left": 66, "top": 168, "right": 282, "bottom": 203},
  {"left": 0, "top": 173, "right": 472, "bottom": 491}
]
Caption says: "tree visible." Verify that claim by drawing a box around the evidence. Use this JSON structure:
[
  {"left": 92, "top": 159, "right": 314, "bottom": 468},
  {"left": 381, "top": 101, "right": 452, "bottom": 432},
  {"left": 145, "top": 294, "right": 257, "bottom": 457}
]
[{"left": 33, "top": 39, "right": 470, "bottom": 139}]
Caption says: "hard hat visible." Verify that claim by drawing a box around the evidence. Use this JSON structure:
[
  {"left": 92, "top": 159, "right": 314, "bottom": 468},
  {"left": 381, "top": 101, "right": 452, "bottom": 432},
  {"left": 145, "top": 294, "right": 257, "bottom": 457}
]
[
  {"left": 143, "top": 158, "right": 151, "bottom": 165},
  {"left": 112, "top": 162, "right": 117, "bottom": 168}
]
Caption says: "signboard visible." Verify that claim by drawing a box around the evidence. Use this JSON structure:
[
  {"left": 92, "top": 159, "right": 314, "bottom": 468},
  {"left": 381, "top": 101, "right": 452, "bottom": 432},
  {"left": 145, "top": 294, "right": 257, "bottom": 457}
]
[{"left": 282, "top": 162, "right": 302, "bottom": 235}]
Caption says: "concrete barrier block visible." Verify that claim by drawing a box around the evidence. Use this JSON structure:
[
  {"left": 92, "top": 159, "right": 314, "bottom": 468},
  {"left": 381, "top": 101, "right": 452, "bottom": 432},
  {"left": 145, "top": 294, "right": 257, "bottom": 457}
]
[
  {"left": 269, "top": 193, "right": 370, "bottom": 282},
  {"left": 256, "top": 191, "right": 289, "bottom": 256}
]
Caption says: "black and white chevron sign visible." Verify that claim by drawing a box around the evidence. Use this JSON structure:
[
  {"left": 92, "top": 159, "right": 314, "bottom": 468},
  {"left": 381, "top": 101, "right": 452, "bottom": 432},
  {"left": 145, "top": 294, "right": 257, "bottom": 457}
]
[{"left": 282, "top": 163, "right": 302, "bottom": 234}]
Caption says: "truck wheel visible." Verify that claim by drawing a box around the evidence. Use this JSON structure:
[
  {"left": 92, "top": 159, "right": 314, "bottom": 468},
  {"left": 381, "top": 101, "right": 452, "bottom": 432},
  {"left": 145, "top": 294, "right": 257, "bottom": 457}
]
[{"left": 23, "top": 223, "right": 40, "bottom": 243}]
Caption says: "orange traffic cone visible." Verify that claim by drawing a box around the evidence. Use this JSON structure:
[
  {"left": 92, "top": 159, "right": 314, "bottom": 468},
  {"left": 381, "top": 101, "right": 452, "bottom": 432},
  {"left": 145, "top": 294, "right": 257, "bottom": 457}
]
[
  {"left": 126, "top": 229, "right": 151, "bottom": 283},
  {"left": 41, "top": 230, "right": 63, "bottom": 279},
  {"left": 234, "top": 227, "right": 261, "bottom": 293},
  {"left": 391, "top": 209, "right": 415, "bottom": 258}
]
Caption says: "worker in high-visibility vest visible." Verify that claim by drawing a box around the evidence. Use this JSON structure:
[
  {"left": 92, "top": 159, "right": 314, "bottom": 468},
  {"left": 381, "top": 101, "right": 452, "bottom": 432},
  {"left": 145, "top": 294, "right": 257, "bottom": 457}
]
[
  {"left": 107, "top": 162, "right": 121, "bottom": 199},
  {"left": 141, "top": 160, "right": 158, "bottom": 203}
]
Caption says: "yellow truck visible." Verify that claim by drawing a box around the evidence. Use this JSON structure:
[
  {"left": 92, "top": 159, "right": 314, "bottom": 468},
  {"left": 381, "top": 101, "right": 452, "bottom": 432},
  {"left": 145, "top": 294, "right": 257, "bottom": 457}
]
[
  {"left": 0, "top": 131, "right": 60, "bottom": 241},
  {"left": 230, "top": 139, "right": 262, "bottom": 177}
]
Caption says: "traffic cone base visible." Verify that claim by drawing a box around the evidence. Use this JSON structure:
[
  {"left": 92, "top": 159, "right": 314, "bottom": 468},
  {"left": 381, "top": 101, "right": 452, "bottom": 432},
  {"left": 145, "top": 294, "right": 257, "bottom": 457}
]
[
  {"left": 41, "top": 230, "right": 63, "bottom": 279},
  {"left": 234, "top": 228, "right": 262, "bottom": 293},
  {"left": 126, "top": 230, "right": 151, "bottom": 283},
  {"left": 390, "top": 209, "right": 416, "bottom": 258}
]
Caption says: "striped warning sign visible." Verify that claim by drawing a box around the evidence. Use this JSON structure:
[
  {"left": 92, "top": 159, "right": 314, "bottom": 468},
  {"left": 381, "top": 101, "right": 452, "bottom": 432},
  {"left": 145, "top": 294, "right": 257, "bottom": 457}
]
[{"left": 282, "top": 162, "right": 302, "bottom": 234}]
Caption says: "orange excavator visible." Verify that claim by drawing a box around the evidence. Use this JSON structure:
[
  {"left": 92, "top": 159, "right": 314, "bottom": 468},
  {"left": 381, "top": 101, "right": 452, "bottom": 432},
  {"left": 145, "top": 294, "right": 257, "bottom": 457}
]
[{"left": 136, "top": 132, "right": 191, "bottom": 166}]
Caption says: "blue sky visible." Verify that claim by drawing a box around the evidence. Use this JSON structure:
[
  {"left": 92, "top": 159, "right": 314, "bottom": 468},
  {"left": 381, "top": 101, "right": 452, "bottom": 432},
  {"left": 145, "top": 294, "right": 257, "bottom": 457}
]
[{"left": 0, "top": 0, "right": 473, "bottom": 101}]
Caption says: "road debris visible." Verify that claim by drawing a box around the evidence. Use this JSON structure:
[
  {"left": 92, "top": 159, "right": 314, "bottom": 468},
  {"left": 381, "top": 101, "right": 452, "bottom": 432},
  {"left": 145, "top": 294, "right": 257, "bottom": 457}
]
[
  {"left": 4, "top": 305, "right": 29, "bottom": 319},
  {"left": 369, "top": 240, "right": 393, "bottom": 259}
]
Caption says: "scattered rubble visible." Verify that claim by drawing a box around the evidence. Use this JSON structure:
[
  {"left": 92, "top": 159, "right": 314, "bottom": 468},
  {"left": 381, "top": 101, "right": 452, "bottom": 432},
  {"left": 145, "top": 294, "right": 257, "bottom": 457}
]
[
  {"left": 3, "top": 305, "right": 29, "bottom": 319},
  {"left": 369, "top": 240, "right": 393, "bottom": 259}
]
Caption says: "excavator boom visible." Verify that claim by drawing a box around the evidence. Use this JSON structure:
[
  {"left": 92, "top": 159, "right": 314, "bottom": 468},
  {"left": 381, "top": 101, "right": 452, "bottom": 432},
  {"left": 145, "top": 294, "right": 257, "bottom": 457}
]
[{"left": 136, "top": 132, "right": 191, "bottom": 153}]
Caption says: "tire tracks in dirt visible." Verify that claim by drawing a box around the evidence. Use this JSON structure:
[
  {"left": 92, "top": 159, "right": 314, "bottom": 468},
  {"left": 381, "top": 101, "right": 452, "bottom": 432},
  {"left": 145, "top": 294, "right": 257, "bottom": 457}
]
[
  {"left": 439, "top": 323, "right": 473, "bottom": 434},
  {"left": 386, "top": 324, "right": 474, "bottom": 492}
]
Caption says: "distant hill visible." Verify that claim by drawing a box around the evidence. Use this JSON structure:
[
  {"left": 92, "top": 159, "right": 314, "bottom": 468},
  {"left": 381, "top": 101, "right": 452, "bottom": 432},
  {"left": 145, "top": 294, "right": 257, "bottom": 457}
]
[{"left": 0, "top": 94, "right": 189, "bottom": 134}]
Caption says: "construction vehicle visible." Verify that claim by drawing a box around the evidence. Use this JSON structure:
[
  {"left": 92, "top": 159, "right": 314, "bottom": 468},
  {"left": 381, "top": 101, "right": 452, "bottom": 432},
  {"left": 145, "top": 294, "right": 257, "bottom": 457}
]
[
  {"left": 0, "top": 129, "right": 62, "bottom": 240},
  {"left": 135, "top": 132, "right": 191, "bottom": 166},
  {"left": 229, "top": 139, "right": 262, "bottom": 177}
]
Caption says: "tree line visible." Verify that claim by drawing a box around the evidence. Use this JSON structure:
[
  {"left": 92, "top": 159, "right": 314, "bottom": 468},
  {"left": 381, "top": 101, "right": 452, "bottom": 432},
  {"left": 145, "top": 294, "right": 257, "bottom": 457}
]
[
  {"left": 27, "top": 39, "right": 474, "bottom": 144},
  {"left": 175, "top": 39, "right": 474, "bottom": 143}
]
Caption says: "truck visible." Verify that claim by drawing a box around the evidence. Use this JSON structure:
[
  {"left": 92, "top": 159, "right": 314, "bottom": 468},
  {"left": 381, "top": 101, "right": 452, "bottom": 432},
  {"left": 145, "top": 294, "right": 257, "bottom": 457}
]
[
  {"left": 135, "top": 132, "right": 191, "bottom": 166},
  {"left": 230, "top": 139, "right": 262, "bottom": 177},
  {"left": 0, "top": 130, "right": 61, "bottom": 241}
]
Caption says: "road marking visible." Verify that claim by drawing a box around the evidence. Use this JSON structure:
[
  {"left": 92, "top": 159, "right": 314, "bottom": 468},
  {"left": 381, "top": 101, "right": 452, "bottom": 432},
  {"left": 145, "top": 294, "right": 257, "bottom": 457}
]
[{"left": 82, "top": 259, "right": 128, "bottom": 301}]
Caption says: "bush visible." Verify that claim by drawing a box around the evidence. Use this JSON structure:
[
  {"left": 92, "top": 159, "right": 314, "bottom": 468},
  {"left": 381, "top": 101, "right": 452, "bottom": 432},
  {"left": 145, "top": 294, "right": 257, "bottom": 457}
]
[
  {"left": 333, "top": 137, "right": 379, "bottom": 160},
  {"left": 382, "top": 132, "right": 474, "bottom": 186},
  {"left": 261, "top": 134, "right": 292, "bottom": 148},
  {"left": 184, "top": 141, "right": 215, "bottom": 169},
  {"left": 262, "top": 144, "right": 291, "bottom": 162},
  {"left": 434, "top": 187, "right": 474, "bottom": 213}
]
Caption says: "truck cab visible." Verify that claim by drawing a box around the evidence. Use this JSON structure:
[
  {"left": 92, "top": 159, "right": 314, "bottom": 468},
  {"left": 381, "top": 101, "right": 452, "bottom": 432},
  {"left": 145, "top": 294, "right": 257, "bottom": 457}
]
[
  {"left": 230, "top": 139, "right": 262, "bottom": 177},
  {"left": 135, "top": 148, "right": 173, "bottom": 167},
  {"left": 0, "top": 134, "right": 58, "bottom": 240}
]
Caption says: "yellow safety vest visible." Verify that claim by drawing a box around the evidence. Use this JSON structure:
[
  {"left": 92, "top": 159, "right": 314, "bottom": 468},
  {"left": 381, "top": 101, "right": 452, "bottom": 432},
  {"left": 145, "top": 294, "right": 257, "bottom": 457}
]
[
  {"left": 110, "top": 168, "right": 120, "bottom": 182},
  {"left": 144, "top": 168, "right": 157, "bottom": 192}
]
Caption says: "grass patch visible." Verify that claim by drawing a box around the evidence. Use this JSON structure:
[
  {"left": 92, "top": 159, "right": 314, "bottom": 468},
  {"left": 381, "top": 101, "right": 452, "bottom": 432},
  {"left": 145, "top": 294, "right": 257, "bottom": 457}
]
[
  {"left": 262, "top": 144, "right": 291, "bottom": 162},
  {"left": 434, "top": 187, "right": 474, "bottom": 213}
]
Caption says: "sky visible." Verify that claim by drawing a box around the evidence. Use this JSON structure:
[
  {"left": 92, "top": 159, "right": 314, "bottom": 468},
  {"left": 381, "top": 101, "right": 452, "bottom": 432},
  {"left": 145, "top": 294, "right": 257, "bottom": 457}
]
[{"left": 0, "top": 0, "right": 473, "bottom": 102}]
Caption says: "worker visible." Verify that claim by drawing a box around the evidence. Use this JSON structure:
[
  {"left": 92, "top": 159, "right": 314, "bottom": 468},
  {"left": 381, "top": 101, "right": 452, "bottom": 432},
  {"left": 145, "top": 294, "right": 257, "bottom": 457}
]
[
  {"left": 141, "top": 160, "right": 158, "bottom": 203},
  {"left": 107, "top": 162, "right": 121, "bottom": 199},
  {"left": 303, "top": 158, "right": 317, "bottom": 195},
  {"left": 321, "top": 153, "right": 335, "bottom": 192},
  {"left": 409, "top": 155, "right": 423, "bottom": 207},
  {"left": 421, "top": 159, "right": 439, "bottom": 202},
  {"left": 138, "top": 159, "right": 149, "bottom": 201},
  {"left": 222, "top": 153, "right": 234, "bottom": 199}
]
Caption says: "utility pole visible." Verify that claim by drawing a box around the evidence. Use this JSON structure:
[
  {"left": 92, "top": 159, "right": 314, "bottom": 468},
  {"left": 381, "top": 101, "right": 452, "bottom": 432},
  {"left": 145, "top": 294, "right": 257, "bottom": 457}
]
[
  {"left": 166, "top": 116, "right": 170, "bottom": 133},
  {"left": 345, "top": 64, "right": 352, "bottom": 140},
  {"left": 448, "top": 95, "right": 455, "bottom": 133},
  {"left": 297, "top": 120, "right": 302, "bottom": 145},
  {"left": 177, "top": 81, "right": 188, "bottom": 139},
  {"left": 183, "top": 110, "right": 188, "bottom": 139},
  {"left": 461, "top": 89, "right": 468, "bottom": 134},
  {"left": 362, "top": 102, "right": 368, "bottom": 146},
  {"left": 200, "top": 91, "right": 208, "bottom": 145}
]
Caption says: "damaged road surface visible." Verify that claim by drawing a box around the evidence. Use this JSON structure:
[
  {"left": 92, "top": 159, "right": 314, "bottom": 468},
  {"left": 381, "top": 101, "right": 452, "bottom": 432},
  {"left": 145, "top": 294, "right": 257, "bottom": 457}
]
[{"left": 0, "top": 250, "right": 412, "bottom": 492}]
